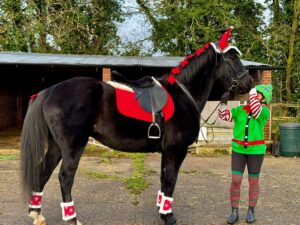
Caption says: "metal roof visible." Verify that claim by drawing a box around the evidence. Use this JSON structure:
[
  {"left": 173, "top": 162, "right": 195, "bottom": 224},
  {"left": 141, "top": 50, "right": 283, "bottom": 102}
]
[{"left": 0, "top": 51, "right": 273, "bottom": 69}]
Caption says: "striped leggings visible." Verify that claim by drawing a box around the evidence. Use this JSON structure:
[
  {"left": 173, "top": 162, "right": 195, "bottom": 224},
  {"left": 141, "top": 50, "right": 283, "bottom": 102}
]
[{"left": 230, "top": 151, "right": 264, "bottom": 208}]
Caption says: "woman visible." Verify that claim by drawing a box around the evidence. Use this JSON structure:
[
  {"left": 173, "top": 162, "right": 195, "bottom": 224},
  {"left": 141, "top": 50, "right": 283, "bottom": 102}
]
[{"left": 218, "top": 84, "right": 273, "bottom": 224}]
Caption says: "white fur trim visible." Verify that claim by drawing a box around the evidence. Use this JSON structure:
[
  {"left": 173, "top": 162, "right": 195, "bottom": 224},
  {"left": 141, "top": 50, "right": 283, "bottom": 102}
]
[
  {"left": 61, "top": 201, "right": 77, "bottom": 221},
  {"left": 156, "top": 190, "right": 164, "bottom": 207},
  {"left": 159, "top": 196, "right": 174, "bottom": 214},
  {"left": 29, "top": 204, "right": 42, "bottom": 209},
  {"left": 222, "top": 46, "right": 242, "bottom": 56},
  {"left": 152, "top": 77, "right": 162, "bottom": 87},
  {"left": 210, "top": 42, "right": 242, "bottom": 56},
  {"left": 32, "top": 192, "right": 43, "bottom": 196},
  {"left": 209, "top": 42, "right": 221, "bottom": 53},
  {"left": 106, "top": 81, "right": 134, "bottom": 92},
  {"left": 249, "top": 88, "right": 257, "bottom": 95}
]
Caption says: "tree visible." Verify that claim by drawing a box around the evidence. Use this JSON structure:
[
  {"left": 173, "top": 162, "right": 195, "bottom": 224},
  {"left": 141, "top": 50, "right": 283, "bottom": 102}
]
[
  {"left": 0, "top": 0, "right": 124, "bottom": 54},
  {"left": 265, "top": 0, "right": 300, "bottom": 102},
  {"left": 285, "top": 0, "right": 300, "bottom": 101},
  {"left": 136, "top": 0, "right": 265, "bottom": 60}
]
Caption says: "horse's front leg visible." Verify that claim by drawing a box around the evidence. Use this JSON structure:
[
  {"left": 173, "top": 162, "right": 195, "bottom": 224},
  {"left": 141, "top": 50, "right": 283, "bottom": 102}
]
[{"left": 158, "top": 148, "right": 188, "bottom": 225}]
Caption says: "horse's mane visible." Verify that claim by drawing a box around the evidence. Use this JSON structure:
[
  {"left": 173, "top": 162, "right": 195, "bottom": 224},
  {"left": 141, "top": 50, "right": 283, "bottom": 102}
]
[{"left": 167, "top": 43, "right": 216, "bottom": 85}]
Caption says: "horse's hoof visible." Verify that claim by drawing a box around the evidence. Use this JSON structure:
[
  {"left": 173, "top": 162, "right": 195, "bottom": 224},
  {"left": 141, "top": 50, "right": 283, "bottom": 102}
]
[
  {"left": 67, "top": 218, "right": 82, "bottom": 225},
  {"left": 160, "top": 213, "right": 177, "bottom": 225},
  {"left": 29, "top": 211, "right": 47, "bottom": 225}
]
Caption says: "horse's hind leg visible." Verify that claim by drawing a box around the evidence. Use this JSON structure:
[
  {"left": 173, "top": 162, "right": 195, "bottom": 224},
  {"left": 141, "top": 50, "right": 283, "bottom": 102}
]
[{"left": 29, "top": 136, "right": 62, "bottom": 225}]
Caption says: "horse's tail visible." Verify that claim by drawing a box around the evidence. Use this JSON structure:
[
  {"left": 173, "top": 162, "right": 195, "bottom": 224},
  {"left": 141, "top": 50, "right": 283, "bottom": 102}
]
[{"left": 21, "top": 91, "right": 48, "bottom": 200}]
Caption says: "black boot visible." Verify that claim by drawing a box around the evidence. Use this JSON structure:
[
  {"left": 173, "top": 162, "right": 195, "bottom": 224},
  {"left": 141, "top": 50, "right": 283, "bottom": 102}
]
[
  {"left": 246, "top": 206, "right": 256, "bottom": 223},
  {"left": 227, "top": 207, "right": 239, "bottom": 224}
]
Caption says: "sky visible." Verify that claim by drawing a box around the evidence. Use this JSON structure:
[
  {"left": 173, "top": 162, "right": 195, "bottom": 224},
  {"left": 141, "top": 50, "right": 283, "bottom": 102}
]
[
  {"left": 117, "top": 0, "right": 151, "bottom": 52},
  {"left": 117, "top": 0, "right": 271, "bottom": 53}
]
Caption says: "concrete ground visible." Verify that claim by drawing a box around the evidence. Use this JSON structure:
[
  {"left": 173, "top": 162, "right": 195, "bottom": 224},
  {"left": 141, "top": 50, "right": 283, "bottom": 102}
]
[{"left": 0, "top": 152, "right": 300, "bottom": 225}]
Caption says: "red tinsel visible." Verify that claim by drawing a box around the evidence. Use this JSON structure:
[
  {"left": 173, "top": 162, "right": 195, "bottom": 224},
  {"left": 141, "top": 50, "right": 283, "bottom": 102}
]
[
  {"left": 167, "top": 74, "right": 176, "bottom": 84},
  {"left": 180, "top": 59, "right": 189, "bottom": 68},
  {"left": 167, "top": 42, "right": 211, "bottom": 85},
  {"left": 171, "top": 67, "right": 180, "bottom": 75},
  {"left": 195, "top": 47, "right": 205, "bottom": 56},
  {"left": 30, "top": 93, "right": 39, "bottom": 102},
  {"left": 204, "top": 43, "right": 210, "bottom": 49},
  {"left": 185, "top": 54, "right": 195, "bottom": 60}
]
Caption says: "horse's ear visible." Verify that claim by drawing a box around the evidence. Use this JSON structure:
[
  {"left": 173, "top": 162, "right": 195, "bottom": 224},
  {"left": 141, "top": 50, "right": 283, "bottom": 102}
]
[
  {"left": 223, "top": 46, "right": 242, "bottom": 56},
  {"left": 218, "top": 26, "right": 234, "bottom": 51}
]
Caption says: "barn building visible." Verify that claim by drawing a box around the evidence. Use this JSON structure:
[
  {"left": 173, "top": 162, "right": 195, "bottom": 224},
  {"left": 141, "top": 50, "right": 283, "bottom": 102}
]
[{"left": 0, "top": 52, "right": 274, "bottom": 140}]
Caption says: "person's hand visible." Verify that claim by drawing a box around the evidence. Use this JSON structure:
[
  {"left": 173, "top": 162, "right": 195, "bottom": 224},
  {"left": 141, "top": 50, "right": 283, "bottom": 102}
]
[
  {"left": 221, "top": 91, "right": 230, "bottom": 104},
  {"left": 249, "top": 88, "right": 257, "bottom": 95}
]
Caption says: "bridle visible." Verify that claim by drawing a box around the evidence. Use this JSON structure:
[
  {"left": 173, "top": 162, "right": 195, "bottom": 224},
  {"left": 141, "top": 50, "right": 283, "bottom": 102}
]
[
  {"left": 199, "top": 52, "right": 249, "bottom": 142},
  {"left": 221, "top": 53, "right": 249, "bottom": 93},
  {"left": 175, "top": 49, "right": 250, "bottom": 142}
]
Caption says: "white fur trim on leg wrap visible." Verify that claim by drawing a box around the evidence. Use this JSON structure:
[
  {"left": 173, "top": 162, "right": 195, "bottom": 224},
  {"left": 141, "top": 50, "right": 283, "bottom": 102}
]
[
  {"left": 156, "top": 190, "right": 164, "bottom": 207},
  {"left": 60, "top": 201, "right": 77, "bottom": 221},
  {"left": 29, "top": 192, "right": 43, "bottom": 209},
  {"left": 159, "top": 196, "right": 173, "bottom": 214}
]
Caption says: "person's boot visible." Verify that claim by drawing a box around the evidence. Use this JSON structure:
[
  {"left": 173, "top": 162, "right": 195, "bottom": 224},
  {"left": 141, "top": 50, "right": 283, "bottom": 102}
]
[
  {"left": 227, "top": 207, "right": 239, "bottom": 224},
  {"left": 246, "top": 206, "right": 256, "bottom": 223}
]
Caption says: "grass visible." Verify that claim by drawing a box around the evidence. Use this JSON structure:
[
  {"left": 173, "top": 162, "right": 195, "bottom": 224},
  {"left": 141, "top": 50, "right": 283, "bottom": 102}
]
[
  {"left": 0, "top": 155, "right": 18, "bottom": 160},
  {"left": 86, "top": 152, "right": 150, "bottom": 205},
  {"left": 86, "top": 172, "right": 115, "bottom": 180},
  {"left": 123, "top": 153, "right": 149, "bottom": 195}
]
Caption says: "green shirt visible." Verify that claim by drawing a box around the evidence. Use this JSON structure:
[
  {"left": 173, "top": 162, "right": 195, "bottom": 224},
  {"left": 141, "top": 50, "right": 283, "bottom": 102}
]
[{"left": 231, "top": 105, "right": 270, "bottom": 155}]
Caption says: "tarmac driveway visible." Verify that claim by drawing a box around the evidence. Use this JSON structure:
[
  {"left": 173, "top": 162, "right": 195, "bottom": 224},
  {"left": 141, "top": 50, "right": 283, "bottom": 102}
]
[{"left": 0, "top": 153, "right": 299, "bottom": 225}]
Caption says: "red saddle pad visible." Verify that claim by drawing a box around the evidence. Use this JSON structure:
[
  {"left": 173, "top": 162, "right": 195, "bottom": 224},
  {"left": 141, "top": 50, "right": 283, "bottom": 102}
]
[{"left": 108, "top": 81, "right": 174, "bottom": 123}]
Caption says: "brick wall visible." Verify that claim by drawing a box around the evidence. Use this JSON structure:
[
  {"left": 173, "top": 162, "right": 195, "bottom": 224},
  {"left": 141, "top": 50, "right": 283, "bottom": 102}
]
[
  {"left": 0, "top": 89, "right": 17, "bottom": 130},
  {"left": 261, "top": 70, "right": 272, "bottom": 141},
  {"left": 102, "top": 67, "right": 111, "bottom": 82},
  {"left": 261, "top": 70, "right": 272, "bottom": 84}
]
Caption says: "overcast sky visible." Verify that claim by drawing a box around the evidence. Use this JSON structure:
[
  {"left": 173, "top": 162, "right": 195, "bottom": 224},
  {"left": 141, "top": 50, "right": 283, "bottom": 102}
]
[{"left": 117, "top": 0, "right": 271, "bottom": 53}]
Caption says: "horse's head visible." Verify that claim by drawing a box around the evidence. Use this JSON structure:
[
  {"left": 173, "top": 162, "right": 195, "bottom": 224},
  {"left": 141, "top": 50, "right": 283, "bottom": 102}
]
[{"left": 211, "top": 28, "right": 254, "bottom": 95}]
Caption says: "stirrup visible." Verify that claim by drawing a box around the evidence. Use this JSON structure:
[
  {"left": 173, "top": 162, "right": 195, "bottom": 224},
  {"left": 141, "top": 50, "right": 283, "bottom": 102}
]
[{"left": 148, "top": 123, "right": 161, "bottom": 139}]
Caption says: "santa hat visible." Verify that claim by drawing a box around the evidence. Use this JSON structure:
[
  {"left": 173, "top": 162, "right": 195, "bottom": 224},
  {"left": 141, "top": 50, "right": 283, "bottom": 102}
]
[{"left": 218, "top": 26, "right": 234, "bottom": 50}]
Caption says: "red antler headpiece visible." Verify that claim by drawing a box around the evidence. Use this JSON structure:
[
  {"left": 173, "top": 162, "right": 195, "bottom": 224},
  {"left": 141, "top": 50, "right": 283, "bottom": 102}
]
[{"left": 218, "top": 26, "right": 234, "bottom": 50}]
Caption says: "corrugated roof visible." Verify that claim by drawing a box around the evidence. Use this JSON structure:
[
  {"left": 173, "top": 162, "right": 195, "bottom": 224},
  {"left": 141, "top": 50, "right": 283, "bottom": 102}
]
[{"left": 0, "top": 51, "right": 273, "bottom": 69}]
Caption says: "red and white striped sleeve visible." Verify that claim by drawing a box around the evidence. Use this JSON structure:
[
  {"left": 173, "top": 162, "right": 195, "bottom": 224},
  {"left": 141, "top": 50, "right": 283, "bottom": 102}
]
[
  {"left": 218, "top": 104, "right": 232, "bottom": 122},
  {"left": 249, "top": 88, "right": 262, "bottom": 119}
]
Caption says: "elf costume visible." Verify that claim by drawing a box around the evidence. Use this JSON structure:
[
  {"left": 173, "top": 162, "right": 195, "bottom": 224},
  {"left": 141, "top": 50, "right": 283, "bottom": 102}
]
[{"left": 218, "top": 84, "right": 272, "bottom": 224}]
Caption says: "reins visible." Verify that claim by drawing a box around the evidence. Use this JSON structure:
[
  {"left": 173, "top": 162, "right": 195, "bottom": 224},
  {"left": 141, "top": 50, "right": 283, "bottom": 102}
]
[
  {"left": 174, "top": 48, "right": 249, "bottom": 144},
  {"left": 199, "top": 54, "right": 249, "bottom": 143}
]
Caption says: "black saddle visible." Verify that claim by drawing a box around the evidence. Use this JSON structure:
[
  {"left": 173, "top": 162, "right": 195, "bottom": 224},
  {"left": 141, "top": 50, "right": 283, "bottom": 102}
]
[
  {"left": 112, "top": 71, "right": 167, "bottom": 113},
  {"left": 112, "top": 71, "right": 168, "bottom": 139},
  {"left": 112, "top": 71, "right": 156, "bottom": 88}
]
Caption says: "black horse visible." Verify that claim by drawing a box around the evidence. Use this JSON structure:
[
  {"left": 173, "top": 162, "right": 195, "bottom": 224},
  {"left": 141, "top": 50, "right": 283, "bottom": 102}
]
[{"left": 21, "top": 30, "right": 254, "bottom": 225}]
